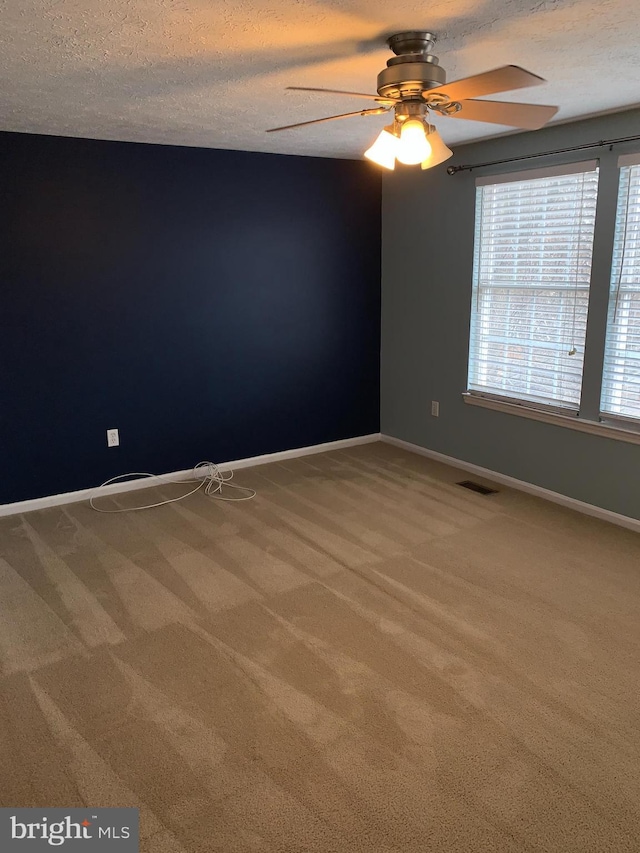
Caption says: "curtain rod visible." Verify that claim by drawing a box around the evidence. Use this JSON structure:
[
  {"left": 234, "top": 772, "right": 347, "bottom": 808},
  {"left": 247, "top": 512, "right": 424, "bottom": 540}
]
[{"left": 446, "top": 133, "right": 640, "bottom": 175}]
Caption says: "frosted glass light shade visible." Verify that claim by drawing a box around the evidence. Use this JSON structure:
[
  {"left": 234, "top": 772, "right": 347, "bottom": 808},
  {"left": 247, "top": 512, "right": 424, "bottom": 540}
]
[
  {"left": 421, "top": 128, "right": 454, "bottom": 169},
  {"left": 364, "top": 127, "right": 398, "bottom": 170},
  {"left": 396, "top": 120, "right": 431, "bottom": 165}
]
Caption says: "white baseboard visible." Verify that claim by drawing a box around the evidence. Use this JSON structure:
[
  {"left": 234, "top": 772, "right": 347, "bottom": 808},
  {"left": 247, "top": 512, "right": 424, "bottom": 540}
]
[
  {"left": 218, "top": 433, "right": 381, "bottom": 471},
  {"left": 381, "top": 434, "right": 640, "bottom": 534},
  {"left": 7, "top": 430, "right": 633, "bottom": 534},
  {"left": 0, "top": 433, "right": 381, "bottom": 518}
]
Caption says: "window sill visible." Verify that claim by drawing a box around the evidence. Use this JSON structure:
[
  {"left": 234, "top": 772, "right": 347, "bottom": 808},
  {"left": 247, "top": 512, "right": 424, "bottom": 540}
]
[{"left": 462, "top": 393, "right": 640, "bottom": 446}]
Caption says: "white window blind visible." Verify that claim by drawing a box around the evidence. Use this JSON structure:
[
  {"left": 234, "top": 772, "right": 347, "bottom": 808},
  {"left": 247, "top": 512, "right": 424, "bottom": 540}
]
[
  {"left": 468, "top": 163, "right": 599, "bottom": 410},
  {"left": 601, "top": 159, "right": 640, "bottom": 422}
]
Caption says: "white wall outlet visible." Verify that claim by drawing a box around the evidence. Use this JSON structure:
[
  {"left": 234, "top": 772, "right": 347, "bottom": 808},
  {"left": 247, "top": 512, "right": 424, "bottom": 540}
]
[
  {"left": 107, "top": 428, "right": 120, "bottom": 447},
  {"left": 431, "top": 401, "right": 440, "bottom": 417}
]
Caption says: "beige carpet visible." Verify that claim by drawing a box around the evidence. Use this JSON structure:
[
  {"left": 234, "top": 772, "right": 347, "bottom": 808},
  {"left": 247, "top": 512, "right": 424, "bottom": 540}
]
[{"left": 1, "top": 442, "right": 639, "bottom": 852}]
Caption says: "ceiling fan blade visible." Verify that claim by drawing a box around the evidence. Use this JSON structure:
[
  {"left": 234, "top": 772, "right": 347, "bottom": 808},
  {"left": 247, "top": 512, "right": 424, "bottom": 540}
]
[
  {"left": 266, "top": 107, "right": 390, "bottom": 133},
  {"left": 447, "top": 99, "right": 558, "bottom": 129},
  {"left": 427, "top": 66, "right": 546, "bottom": 103},
  {"left": 287, "top": 86, "right": 397, "bottom": 104}
]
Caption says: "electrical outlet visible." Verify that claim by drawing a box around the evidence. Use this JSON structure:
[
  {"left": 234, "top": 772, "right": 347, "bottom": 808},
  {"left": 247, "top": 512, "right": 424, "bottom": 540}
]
[
  {"left": 107, "top": 428, "right": 119, "bottom": 447},
  {"left": 431, "top": 401, "right": 440, "bottom": 417}
]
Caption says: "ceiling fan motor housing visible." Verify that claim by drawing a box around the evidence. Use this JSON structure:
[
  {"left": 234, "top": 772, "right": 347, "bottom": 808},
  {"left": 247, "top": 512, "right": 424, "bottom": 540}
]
[{"left": 378, "top": 31, "right": 446, "bottom": 100}]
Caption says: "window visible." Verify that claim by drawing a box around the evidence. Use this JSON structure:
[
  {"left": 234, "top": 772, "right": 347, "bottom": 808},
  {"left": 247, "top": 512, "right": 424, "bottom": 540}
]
[
  {"left": 468, "top": 162, "right": 599, "bottom": 411},
  {"left": 601, "top": 154, "right": 640, "bottom": 423}
]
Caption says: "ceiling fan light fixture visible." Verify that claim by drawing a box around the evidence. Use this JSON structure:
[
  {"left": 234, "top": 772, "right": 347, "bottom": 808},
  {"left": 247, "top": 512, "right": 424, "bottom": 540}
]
[
  {"left": 364, "top": 126, "right": 398, "bottom": 170},
  {"left": 274, "top": 32, "right": 557, "bottom": 171},
  {"left": 421, "top": 126, "right": 454, "bottom": 170},
  {"left": 396, "top": 119, "right": 431, "bottom": 165}
]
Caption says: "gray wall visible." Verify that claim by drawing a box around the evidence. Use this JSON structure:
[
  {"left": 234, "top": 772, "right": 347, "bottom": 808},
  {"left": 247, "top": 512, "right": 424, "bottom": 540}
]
[{"left": 381, "top": 108, "right": 640, "bottom": 519}]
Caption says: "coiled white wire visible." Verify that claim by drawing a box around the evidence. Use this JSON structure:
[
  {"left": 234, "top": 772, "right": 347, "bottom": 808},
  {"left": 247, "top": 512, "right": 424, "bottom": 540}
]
[{"left": 89, "top": 461, "right": 256, "bottom": 513}]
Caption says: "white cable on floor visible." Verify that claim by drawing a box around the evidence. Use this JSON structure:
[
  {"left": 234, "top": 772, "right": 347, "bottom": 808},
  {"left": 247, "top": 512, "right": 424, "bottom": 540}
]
[{"left": 89, "top": 461, "right": 256, "bottom": 513}]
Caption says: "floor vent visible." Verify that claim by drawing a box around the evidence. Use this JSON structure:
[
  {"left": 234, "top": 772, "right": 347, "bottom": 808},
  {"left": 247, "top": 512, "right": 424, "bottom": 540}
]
[{"left": 456, "top": 480, "right": 499, "bottom": 495}]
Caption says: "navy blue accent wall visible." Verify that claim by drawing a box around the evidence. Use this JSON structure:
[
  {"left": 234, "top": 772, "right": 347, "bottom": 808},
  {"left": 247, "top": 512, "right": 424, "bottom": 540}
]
[{"left": 0, "top": 132, "right": 381, "bottom": 504}]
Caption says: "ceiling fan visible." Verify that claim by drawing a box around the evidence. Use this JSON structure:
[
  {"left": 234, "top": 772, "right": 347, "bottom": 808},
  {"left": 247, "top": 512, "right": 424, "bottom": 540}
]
[{"left": 267, "top": 31, "right": 559, "bottom": 170}]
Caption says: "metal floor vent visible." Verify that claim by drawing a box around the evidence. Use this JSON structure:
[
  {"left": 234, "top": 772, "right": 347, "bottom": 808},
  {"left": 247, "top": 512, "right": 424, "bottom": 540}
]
[{"left": 456, "top": 480, "right": 499, "bottom": 495}]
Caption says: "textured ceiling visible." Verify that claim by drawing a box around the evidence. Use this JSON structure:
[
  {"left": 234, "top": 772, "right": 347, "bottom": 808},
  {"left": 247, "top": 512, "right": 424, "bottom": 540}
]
[{"left": 1, "top": 0, "right": 639, "bottom": 159}]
